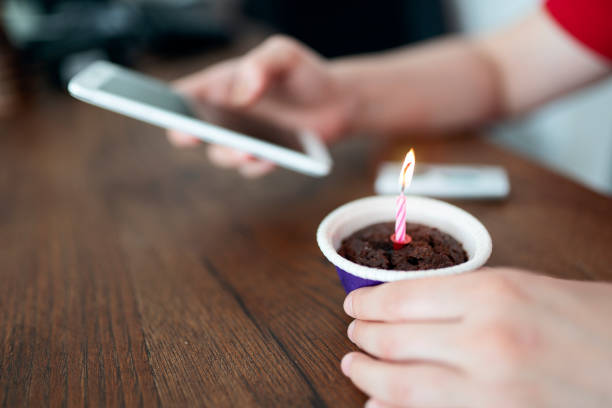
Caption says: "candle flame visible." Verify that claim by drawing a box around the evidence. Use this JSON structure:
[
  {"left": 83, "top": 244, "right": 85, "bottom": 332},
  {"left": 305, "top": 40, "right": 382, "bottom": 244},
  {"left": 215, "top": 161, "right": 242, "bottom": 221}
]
[{"left": 399, "top": 148, "right": 416, "bottom": 192}]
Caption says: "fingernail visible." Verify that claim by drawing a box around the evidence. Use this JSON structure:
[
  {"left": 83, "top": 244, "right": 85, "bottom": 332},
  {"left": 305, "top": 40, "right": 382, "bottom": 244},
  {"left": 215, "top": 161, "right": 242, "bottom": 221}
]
[
  {"left": 364, "top": 400, "right": 381, "bottom": 408},
  {"left": 343, "top": 292, "right": 354, "bottom": 316},
  {"left": 347, "top": 320, "right": 356, "bottom": 342},
  {"left": 340, "top": 353, "right": 353, "bottom": 376}
]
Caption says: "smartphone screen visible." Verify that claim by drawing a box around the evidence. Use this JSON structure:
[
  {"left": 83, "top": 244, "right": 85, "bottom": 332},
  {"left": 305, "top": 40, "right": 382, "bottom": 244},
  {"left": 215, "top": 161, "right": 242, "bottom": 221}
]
[{"left": 98, "top": 69, "right": 304, "bottom": 152}]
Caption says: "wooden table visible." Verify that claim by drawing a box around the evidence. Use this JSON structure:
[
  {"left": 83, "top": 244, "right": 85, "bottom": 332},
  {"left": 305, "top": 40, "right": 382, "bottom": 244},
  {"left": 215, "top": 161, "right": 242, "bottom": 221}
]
[{"left": 1, "top": 51, "right": 611, "bottom": 408}]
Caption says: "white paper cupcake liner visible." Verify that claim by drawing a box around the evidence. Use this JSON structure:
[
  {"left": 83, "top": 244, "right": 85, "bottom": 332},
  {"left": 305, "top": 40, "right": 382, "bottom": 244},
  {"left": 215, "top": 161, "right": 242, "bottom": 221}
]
[{"left": 317, "top": 196, "right": 492, "bottom": 289}]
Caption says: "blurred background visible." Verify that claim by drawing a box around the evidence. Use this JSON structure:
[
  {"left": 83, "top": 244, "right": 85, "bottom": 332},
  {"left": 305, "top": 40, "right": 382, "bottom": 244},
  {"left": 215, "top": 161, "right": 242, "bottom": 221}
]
[{"left": 1, "top": 0, "right": 611, "bottom": 195}]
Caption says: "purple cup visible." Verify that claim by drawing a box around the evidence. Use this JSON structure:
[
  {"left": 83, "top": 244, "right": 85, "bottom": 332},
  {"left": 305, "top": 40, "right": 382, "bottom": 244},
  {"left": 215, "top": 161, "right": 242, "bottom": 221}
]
[{"left": 317, "top": 196, "right": 492, "bottom": 293}]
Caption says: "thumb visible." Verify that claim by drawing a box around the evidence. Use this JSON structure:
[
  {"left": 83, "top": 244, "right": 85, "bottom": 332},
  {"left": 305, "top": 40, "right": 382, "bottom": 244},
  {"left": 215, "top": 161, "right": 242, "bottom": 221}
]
[{"left": 231, "top": 35, "right": 305, "bottom": 106}]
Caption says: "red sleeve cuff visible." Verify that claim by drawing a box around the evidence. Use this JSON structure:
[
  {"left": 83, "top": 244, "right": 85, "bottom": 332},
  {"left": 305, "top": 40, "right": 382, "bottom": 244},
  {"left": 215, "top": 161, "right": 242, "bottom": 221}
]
[{"left": 545, "top": 0, "right": 612, "bottom": 61}]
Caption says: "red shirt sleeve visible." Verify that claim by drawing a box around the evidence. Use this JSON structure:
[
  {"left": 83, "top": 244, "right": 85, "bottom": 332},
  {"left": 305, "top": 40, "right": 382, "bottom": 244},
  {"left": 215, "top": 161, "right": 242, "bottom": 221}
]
[{"left": 546, "top": 0, "right": 612, "bottom": 61}]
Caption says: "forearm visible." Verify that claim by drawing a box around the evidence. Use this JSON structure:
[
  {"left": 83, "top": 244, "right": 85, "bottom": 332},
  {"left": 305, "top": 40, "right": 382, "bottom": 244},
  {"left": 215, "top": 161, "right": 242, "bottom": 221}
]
[
  {"left": 331, "top": 37, "right": 501, "bottom": 136},
  {"left": 333, "top": 9, "right": 609, "bottom": 137}
]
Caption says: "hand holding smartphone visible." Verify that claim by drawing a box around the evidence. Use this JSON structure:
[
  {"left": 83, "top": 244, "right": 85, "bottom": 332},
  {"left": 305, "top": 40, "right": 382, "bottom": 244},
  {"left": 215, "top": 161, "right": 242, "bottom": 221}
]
[{"left": 68, "top": 61, "right": 332, "bottom": 177}]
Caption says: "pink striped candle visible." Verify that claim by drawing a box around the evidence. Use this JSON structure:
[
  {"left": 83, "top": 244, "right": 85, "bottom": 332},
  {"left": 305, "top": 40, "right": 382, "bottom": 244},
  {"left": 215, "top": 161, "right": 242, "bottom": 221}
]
[{"left": 391, "top": 149, "right": 416, "bottom": 249}]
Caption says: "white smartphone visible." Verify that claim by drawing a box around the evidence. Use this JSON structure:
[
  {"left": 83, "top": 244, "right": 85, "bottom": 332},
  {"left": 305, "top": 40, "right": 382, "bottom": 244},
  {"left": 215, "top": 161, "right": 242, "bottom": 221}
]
[
  {"left": 68, "top": 61, "right": 332, "bottom": 177},
  {"left": 375, "top": 162, "right": 510, "bottom": 199}
]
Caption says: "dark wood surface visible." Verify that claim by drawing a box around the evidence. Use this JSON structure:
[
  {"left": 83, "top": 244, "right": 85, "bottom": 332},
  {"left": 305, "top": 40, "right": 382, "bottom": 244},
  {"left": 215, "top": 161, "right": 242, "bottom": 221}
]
[{"left": 1, "top": 48, "right": 611, "bottom": 408}]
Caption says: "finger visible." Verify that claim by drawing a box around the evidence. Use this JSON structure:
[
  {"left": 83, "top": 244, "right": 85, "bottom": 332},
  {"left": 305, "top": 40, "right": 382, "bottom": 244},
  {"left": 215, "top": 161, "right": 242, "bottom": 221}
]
[
  {"left": 207, "top": 145, "right": 252, "bottom": 168},
  {"left": 231, "top": 35, "right": 306, "bottom": 106},
  {"left": 348, "top": 320, "right": 465, "bottom": 366},
  {"left": 238, "top": 160, "right": 276, "bottom": 178},
  {"left": 167, "top": 130, "right": 200, "bottom": 148},
  {"left": 173, "top": 70, "right": 210, "bottom": 94},
  {"left": 343, "top": 274, "right": 482, "bottom": 322},
  {"left": 342, "top": 352, "right": 467, "bottom": 408},
  {"left": 173, "top": 60, "right": 238, "bottom": 105}
]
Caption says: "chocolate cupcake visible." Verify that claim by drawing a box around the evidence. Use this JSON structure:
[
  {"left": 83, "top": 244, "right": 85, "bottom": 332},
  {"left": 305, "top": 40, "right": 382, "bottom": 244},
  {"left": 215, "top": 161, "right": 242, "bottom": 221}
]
[{"left": 317, "top": 196, "right": 492, "bottom": 293}]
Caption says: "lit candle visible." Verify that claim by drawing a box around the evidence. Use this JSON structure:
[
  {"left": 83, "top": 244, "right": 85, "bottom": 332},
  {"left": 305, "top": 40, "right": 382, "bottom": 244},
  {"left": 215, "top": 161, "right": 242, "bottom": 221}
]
[{"left": 391, "top": 148, "right": 415, "bottom": 249}]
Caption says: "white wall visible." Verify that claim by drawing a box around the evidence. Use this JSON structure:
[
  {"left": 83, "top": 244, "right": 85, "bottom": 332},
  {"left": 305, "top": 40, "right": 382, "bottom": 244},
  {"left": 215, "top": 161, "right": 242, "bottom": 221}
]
[{"left": 447, "top": 0, "right": 612, "bottom": 195}]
